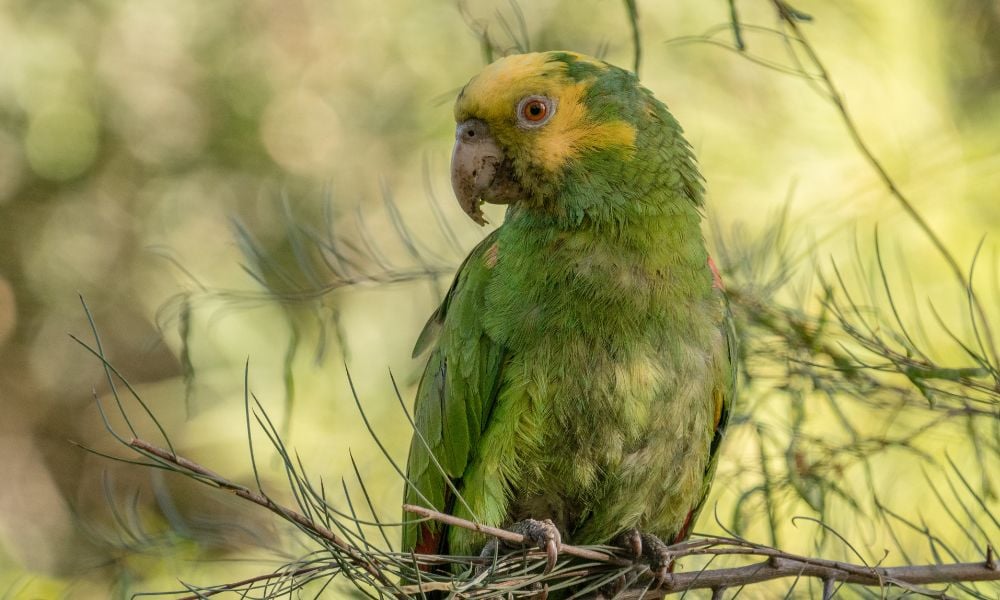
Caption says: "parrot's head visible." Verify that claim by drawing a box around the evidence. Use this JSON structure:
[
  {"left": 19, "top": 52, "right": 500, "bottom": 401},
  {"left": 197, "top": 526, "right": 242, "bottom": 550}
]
[{"left": 450, "top": 51, "right": 702, "bottom": 226}]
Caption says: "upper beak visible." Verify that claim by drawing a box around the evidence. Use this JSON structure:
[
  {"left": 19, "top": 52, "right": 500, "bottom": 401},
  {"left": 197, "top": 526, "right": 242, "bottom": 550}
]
[{"left": 450, "top": 119, "right": 518, "bottom": 225}]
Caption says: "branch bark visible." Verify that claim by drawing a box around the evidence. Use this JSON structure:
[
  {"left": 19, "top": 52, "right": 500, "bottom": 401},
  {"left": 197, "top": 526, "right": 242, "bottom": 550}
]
[
  {"left": 406, "top": 504, "right": 1000, "bottom": 598},
  {"left": 623, "top": 558, "right": 999, "bottom": 598}
]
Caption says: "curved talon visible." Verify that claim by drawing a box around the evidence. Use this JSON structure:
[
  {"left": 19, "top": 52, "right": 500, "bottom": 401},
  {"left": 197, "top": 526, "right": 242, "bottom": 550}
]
[
  {"left": 482, "top": 518, "right": 563, "bottom": 575},
  {"left": 544, "top": 537, "right": 559, "bottom": 573},
  {"left": 527, "top": 518, "right": 561, "bottom": 574},
  {"left": 618, "top": 528, "right": 643, "bottom": 560},
  {"left": 651, "top": 564, "right": 669, "bottom": 589},
  {"left": 616, "top": 529, "right": 674, "bottom": 588}
]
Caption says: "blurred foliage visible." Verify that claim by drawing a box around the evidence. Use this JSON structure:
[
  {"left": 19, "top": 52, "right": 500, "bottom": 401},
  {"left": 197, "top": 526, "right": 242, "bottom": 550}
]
[{"left": 0, "top": 0, "right": 998, "bottom": 598}]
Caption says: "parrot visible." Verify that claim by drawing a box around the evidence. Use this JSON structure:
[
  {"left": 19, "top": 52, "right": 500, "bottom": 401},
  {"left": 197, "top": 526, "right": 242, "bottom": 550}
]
[{"left": 402, "top": 50, "right": 736, "bottom": 584}]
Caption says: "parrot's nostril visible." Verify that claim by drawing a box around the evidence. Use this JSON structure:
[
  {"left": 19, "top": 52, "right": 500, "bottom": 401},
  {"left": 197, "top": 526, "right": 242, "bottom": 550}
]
[{"left": 457, "top": 119, "right": 490, "bottom": 142}]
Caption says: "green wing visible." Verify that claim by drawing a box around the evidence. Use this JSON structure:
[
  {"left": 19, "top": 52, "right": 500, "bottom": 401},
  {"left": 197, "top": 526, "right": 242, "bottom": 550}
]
[
  {"left": 678, "top": 287, "right": 738, "bottom": 541},
  {"left": 403, "top": 229, "right": 506, "bottom": 553}
]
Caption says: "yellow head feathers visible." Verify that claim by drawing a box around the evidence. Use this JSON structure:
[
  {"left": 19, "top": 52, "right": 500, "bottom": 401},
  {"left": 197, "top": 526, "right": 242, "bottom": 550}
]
[{"left": 454, "top": 52, "right": 637, "bottom": 172}]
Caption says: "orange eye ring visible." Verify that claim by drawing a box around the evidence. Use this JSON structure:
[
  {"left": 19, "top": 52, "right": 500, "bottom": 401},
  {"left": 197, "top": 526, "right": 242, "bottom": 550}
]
[
  {"left": 522, "top": 99, "right": 547, "bottom": 121},
  {"left": 516, "top": 95, "right": 555, "bottom": 128}
]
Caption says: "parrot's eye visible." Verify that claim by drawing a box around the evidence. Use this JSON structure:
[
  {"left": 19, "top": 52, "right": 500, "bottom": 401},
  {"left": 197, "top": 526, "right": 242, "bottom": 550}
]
[{"left": 516, "top": 95, "right": 555, "bottom": 128}]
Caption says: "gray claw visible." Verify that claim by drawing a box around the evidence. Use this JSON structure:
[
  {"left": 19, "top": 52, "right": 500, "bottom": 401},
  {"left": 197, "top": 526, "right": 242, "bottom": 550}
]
[
  {"left": 596, "top": 573, "right": 628, "bottom": 599},
  {"left": 544, "top": 536, "right": 559, "bottom": 573},
  {"left": 513, "top": 518, "right": 561, "bottom": 574},
  {"left": 651, "top": 563, "right": 669, "bottom": 589},
  {"left": 616, "top": 528, "right": 643, "bottom": 559},
  {"left": 479, "top": 518, "right": 563, "bottom": 575},
  {"left": 616, "top": 529, "right": 673, "bottom": 588}
]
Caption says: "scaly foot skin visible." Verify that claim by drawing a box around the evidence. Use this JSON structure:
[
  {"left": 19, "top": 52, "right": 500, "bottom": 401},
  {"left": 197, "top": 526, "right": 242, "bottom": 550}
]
[
  {"left": 615, "top": 528, "right": 673, "bottom": 588},
  {"left": 594, "top": 574, "right": 628, "bottom": 600},
  {"left": 478, "top": 518, "right": 563, "bottom": 574}
]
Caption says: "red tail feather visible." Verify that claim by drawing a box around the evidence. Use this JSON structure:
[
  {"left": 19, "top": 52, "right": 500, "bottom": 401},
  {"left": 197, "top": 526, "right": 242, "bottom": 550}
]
[{"left": 708, "top": 256, "right": 724, "bottom": 290}]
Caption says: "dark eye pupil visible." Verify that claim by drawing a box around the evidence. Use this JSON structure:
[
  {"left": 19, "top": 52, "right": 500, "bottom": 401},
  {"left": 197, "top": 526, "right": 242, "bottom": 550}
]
[{"left": 520, "top": 98, "right": 549, "bottom": 122}]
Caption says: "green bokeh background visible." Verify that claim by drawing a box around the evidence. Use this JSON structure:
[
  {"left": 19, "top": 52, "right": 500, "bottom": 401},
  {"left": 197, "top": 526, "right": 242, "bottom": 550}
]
[{"left": 0, "top": 0, "right": 997, "bottom": 597}]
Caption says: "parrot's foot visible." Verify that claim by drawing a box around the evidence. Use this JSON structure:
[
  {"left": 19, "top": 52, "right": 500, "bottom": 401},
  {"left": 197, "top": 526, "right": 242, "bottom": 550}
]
[
  {"left": 594, "top": 574, "right": 628, "bottom": 599},
  {"left": 615, "top": 528, "right": 672, "bottom": 587},
  {"left": 478, "top": 518, "right": 562, "bottom": 574}
]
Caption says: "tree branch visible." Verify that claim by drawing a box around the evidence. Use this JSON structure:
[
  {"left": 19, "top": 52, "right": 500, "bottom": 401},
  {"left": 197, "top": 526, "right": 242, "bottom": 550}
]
[
  {"left": 126, "top": 434, "right": 1000, "bottom": 598},
  {"left": 129, "top": 438, "right": 407, "bottom": 598},
  {"left": 402, "top": 503, "right": 631, "bottom": 565},
  {"left": 406, "top": 503, "right": 1000, "bottom": 598},
  {"left": 630, "top": 557, "right": 999, "bottom": 598}
]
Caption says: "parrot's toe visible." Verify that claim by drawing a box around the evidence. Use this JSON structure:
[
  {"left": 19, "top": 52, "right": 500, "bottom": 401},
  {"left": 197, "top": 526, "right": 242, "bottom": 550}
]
[
  {"left": 594, "top": 573, "right": 628, "bottom": 599},
  {"left": 512, "top": 518, "right": 562, "bottom": 573},
  {"left": 615, "top": 528, "right": 644, "bottom": 559},
  {"left": 615, "top": 528, "right": 673, "bottom": 588},
  {"left": 477, "top": 518, "right": 563, "bottom": 575}
]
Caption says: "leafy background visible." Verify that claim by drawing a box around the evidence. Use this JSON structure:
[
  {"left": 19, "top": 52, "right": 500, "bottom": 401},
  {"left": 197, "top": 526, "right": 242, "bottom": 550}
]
[{"left": 0, "top": 0, "right": 997, "bottom": 597}]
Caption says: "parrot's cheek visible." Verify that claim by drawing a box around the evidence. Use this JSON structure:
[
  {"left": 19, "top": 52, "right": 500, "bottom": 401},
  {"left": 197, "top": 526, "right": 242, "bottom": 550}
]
[{"left": 451, "top": 119, "right": 521, "bottom": 225}]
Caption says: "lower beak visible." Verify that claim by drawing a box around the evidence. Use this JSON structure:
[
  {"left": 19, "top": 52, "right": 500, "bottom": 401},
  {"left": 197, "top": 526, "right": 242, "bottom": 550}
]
[{"left": 450, "top": 119, "right": 518, "bottom": 225}]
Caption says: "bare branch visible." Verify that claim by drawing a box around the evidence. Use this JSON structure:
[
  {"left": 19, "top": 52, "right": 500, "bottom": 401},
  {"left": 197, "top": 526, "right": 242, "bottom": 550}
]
[
  {"left": 617, "top": 558, "right": 999, "bottom": 599},
  {"left": 404, "top": 501, "right": 1000, "bottom": 598},
  {"left": 129, "top": 438, "right": 406, "bottom": 598},
  {"left": 403, "top": 504, "right": 629, "bottom": 566}
]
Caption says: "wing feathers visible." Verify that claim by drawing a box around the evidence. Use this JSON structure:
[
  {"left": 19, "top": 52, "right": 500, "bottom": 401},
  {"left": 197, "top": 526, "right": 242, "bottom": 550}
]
[{"left": 403, "top": 230, "right": 506, "bottom": 551}]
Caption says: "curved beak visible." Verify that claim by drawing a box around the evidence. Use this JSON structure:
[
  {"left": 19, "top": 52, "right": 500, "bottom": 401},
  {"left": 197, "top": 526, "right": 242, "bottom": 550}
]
[{"left": 450, "top": 119, "right": 519, "bottom": 225}]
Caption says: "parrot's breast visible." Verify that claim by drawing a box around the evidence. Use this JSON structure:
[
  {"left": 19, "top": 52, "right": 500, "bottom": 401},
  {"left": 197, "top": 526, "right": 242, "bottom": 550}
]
[{"left": 480, "top": 217, "right": 722, "bottom": 543}]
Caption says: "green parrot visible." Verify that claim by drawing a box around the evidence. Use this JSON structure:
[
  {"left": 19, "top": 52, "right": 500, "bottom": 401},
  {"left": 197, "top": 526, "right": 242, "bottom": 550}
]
[{"left": 403, "top": 51, "right": 736, "bottom": 580}]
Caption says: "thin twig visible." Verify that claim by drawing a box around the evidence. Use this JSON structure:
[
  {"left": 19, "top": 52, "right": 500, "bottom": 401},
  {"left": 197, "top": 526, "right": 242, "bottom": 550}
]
[
  {"left": 403, "top": 504, "right": 630, "bottom": 565},
  {"left": 768, "top": 0, "right": 999, "bottom": 368},
  {"left": 623, "top": 0, "right": 641, "bottom": 76},
  {"left": 129, "top": 438, "right": 406, "bottom": 598},
  {"left": 174, "top": 566, "right": 325, "bottom": 600}
]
